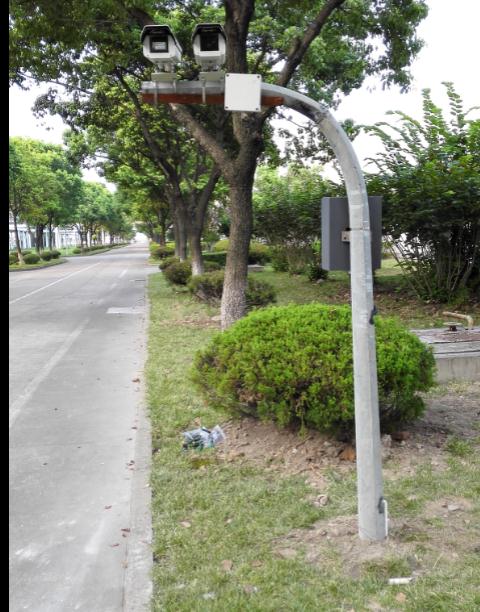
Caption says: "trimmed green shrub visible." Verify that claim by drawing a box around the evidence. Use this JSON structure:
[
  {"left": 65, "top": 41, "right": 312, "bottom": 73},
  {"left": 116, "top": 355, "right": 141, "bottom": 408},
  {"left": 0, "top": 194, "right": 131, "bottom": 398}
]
[
  {"left": 214, "top": 239, "right": 230, "bottom": 252},
  {"left": 188, "top": 270, "right": 224, "bottom": 303},
  {"left": 204, "top": 260, "right": 222, "bottom": 273},
  {"left": 159, "top": 255, "right": 180, "bottom": 271},
  {"left": 160, "top": 257, "right": 220, "bottom": 275},
  {"left": 202, "top": 251, "right": 227, "bottom": 267},
  {"left": 9, "top": 252, "right": 18, "bottom": 264},
  {"left": 50, "top": 250, "right": 61, "bottom": 259},
  {"left": 188, "top": 271, "right": 276, "bottom": 309},
  {"left": 307, "top": 255, "right": 329, "bottom": 282},
  {"left": 246, "top": 277, "right": 277, "bottom": 309},
  {"left": 248, "top": 242, "right": 271, "bottom": 265},
  {"left": 270, "top": 247, "right": 289, "bottom": 272},
  {"left": 40, "top": 251, "right": 53, "bottom": 261},
  {"left": 163, "top": 260, "right": 192, "bottom": 285},
  {"left": 72, "top": 247, "right": 82, "bottom": 254},
  {"left": 150, "top": 244, "right": 175, "bottom": 259},
  {"left": 192, "top": 304, "right": 435, "bottom": 434},
  {"left": 23, "top": 252, "right": 41, "bottom": 264}
]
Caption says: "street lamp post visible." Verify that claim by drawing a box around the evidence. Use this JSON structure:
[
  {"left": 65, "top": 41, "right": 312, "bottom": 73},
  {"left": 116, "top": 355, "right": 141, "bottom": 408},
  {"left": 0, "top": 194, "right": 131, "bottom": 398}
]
[{"left": 140, "top": 75, "right": 387, "bottom": 542}]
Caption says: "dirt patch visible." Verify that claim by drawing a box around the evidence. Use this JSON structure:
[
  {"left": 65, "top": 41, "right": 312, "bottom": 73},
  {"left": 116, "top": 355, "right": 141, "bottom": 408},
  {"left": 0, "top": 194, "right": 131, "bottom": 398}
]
[
  {"left": 271, "top": 502, "right": 478, "bottom": 580},
  {"left": 216, "top": 382, "right": 480, "bottom": 486},
  {"left": 213, "top": 381, "right": 479, "bottom": 579}
]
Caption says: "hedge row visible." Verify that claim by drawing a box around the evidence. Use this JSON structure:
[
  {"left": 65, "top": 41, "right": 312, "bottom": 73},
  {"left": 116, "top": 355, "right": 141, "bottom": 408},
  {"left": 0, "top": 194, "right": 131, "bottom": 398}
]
[{"left": 10, "top": 250, "right": 61, "bottom": 265}]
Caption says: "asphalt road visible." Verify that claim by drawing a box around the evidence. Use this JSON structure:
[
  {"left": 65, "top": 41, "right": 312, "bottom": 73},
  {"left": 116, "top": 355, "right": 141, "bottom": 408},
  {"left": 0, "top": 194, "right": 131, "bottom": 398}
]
[{"left": 9, "top": 244, "right": 154, "bottom": 612}]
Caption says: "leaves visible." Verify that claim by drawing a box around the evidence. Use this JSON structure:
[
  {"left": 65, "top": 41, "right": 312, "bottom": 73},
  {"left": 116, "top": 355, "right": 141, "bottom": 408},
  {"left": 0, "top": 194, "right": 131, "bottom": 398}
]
[{"left": 364, "top": 83, "right": 480, "bottom": 301}]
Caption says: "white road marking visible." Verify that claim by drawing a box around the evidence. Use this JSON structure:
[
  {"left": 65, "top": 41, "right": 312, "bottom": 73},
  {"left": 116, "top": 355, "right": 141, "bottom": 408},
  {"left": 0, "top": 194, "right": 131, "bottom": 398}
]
[
  {"left": 119, "top": 269, "right": 127, "bottom": 278},
  {"left": 107, "top": 307, "right": 145, "bottom": 315},
  {"left": 84, "top": 517, "right": 107, "bottom": 555},
  {"left": 9, "top": 262, "right": 102, "bottom": 305},
  {"left": 110, "top": 282, "right": 118, "bottom": 290},
  {"left": 9, "top": 319, "right": 90, "bottom": 429}
]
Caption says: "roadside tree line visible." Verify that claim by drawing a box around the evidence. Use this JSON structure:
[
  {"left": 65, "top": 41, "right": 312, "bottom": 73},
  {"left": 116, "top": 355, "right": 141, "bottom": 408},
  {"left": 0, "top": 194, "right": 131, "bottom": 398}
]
[{"left": 9, "top": 137, "right": 134, "bottom": 264}]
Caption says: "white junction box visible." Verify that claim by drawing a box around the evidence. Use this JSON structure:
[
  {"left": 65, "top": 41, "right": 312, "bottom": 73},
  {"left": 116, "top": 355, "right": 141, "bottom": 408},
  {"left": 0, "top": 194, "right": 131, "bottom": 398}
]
[{"left": 224, "top": 73, "right": 262, "bottom": 112}]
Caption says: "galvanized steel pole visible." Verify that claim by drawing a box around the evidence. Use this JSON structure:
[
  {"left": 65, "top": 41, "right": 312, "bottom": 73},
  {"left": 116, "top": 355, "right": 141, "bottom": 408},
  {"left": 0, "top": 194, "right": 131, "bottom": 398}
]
[
  {"left": 140, "top": 78, "right": 387, "bottom": 541},
  {"left": 262, "top": 84, "right": 386, "bottom": 541}
]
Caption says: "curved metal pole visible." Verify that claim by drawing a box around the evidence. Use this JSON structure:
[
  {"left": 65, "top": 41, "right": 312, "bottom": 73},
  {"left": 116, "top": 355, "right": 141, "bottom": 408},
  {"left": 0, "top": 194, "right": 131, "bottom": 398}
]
[
  {"left": 140, "top": 77, "right": 387, "bottom": 541},
  {"left": 262, "top": 84, "right": 386, "bottom": 541}
]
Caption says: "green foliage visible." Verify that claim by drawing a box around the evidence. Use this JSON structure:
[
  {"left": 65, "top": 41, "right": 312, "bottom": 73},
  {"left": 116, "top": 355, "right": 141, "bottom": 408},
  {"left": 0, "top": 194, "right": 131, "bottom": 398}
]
[
  {"left": 40, "top": 251, "right": 53, "bottom": 261},
  {"left": 9, "top": 252, "right": 18, "bottom": 264},
  {"left": 212, "top": 241, "right": 270, "bottom": 265},
  {"left": 23, "top": 252, "right": 41, "bottom": 264},
  {"left": 202, "top": 251, "right": 227, "bottom": 267},
  {"left": 203, "top": 260, "right": 222, "bottom": 273},
  {"left": 364, "top": 83, "right": 480, "bottom": 301},
  {"left": 188, "top": 271, "right": 276, "bottom": 311},
  {"left": 253, "top": 165, "right": 332, "bottom": 247},
  {"left": 188, "top": 270, "right": 224, "bottom": 304},
  {"left": 445, "top": 437, "right": 473, "bottom": 458},
  {"left": 192, "top": 304, "right": 435, "bottom": 434},
  {"left": 150, "top": 244, "right": 175, "bottom": 259},
  {"left": 213, "top": 239, "right": 230, "bottom": 253},
  {"left": 49, "top": 249, "right": 61, "bottom": 259},
  {"left": 159, "top": 255, "right": 180, "bottom": 271},
  {"left": 285, "top": 245, "right": 315, "bottom": 275},
  {"left": 307, "top": 255, "right": 329, "bottom": 282},
  {"left": 245, "top": 277, "right": 277, "bottom": 310},
  {"left": 270, "top": 247, "right": 290, "bottom": 272},
  {"left": 9, "top": 136, "right": 84, "bottom": 234},
  {"left": 248, "top": 242, "right": 271, "bottom": 265},
  {"left": 72, "top": 247, "right": 82, "bottom": 254},
  {"left": 163, "top": 260, "right": 192, "bottom": 286}
]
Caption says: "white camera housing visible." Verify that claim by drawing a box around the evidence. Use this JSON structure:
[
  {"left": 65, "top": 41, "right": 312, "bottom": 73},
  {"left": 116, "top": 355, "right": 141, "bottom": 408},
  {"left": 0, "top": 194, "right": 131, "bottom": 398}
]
[
  {"left": 141, "top": 25, "right": 182, "bottom": 72},
  {"left": 192, "top": 23, "right": 226, "bottom": 70}
]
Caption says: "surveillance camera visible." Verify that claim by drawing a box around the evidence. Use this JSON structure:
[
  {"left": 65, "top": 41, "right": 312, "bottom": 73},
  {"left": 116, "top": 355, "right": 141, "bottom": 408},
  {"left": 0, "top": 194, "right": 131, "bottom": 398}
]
[
  {"left": 141, "top": 25, "right": 182, "bottom": 72},
  {"left": 192, "top": 23, "right": 226, "bottom": 70}
]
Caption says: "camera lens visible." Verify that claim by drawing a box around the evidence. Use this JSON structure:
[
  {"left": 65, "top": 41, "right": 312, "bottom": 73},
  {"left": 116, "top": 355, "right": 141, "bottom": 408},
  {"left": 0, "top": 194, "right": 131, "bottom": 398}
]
[
  {"left": 200, "top": 32, "right": 219, "bottom": 52},
  {"left": 150, "top": 35, "right": 168, "bottom": 53}
]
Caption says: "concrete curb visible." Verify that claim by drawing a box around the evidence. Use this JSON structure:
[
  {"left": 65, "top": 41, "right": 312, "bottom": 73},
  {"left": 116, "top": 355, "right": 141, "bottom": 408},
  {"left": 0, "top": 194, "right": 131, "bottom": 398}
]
[{"left": 123, "top": 276, "right": 153, "bottom": 611}]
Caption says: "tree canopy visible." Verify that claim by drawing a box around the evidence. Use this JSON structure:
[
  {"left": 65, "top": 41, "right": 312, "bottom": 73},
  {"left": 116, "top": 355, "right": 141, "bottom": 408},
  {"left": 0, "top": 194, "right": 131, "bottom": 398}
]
[{"left": 10, "top": 0, "right": 429, "bottom": 324}]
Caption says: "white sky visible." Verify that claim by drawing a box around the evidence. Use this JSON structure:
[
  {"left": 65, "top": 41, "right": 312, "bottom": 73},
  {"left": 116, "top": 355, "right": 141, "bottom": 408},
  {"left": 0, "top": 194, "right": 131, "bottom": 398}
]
[{"left": 9, "top": 0, "right": 480, "bottom": 182}]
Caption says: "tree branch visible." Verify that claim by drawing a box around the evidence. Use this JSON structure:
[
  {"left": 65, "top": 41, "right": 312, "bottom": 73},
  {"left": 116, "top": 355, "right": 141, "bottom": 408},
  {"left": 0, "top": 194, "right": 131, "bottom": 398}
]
[
  {"left": 113, "top": 69, "right": 177, "bottom": 182},
  {"left": 169, "top": 104, "right": 235, "bottom": 181}
]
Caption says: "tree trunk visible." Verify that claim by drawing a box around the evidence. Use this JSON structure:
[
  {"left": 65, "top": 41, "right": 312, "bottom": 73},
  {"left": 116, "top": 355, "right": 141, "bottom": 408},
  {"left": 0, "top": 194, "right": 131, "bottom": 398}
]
[
  {"left": 27, "top": 226, "right": 36, "bottom": 250},
  {"left": 189, "top": 167, "right": 221, "bottom": 277},
  {"left": 189, "top": 228, "right": 204, "bottom": 276},
  {"left": 13, "top": 213, "right": 25, "bottom": 264},
  {"left": 80, "top": 230, "right": 87, "bottom": 251},
  {"left": 221, "top": 180, "right": 254, "bottom": 329},
  {"left": 48, "top": 222, "right": 54, "bottom": 249},
  {"left": 173, "top": 198, "right": 188, "bottom": 260},
  {"left": 35, "top": 225, "right": 44, "bottom": 253}
]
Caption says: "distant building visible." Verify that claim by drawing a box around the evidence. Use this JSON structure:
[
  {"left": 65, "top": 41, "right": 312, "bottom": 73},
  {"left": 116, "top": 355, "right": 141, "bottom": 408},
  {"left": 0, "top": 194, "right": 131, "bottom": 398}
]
[{"left": 8, "top": 217, "right": 100, "bottom": 251}]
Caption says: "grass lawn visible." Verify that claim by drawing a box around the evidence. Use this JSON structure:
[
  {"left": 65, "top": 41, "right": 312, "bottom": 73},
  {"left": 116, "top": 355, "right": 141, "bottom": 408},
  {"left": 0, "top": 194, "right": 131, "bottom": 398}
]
[{"left": 146, "top": 270, "right": 479, "bottom": 611}]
